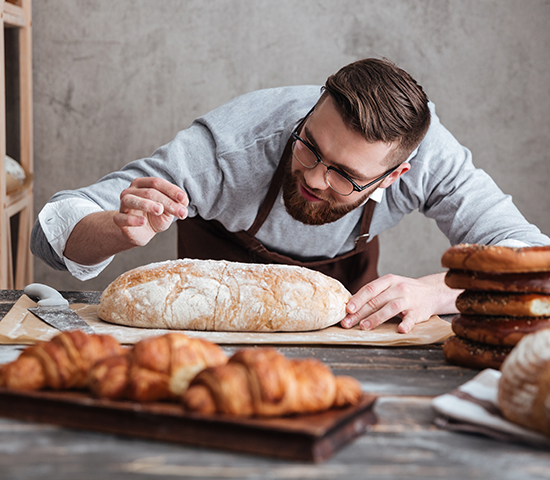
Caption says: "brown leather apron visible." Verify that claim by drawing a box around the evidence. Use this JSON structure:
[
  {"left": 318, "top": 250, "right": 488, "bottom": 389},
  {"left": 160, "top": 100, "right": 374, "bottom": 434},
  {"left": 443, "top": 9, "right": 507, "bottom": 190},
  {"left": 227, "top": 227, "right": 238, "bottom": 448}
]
[{"left": 177, "top": 140, "right": 379, "bottom": 294}]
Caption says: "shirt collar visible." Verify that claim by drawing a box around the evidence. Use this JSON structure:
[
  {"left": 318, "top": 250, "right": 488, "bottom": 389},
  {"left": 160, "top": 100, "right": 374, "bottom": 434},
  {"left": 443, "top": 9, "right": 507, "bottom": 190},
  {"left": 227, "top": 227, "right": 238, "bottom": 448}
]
[{"left": 368, "top": 187, "right": 384, "bottom": 203}]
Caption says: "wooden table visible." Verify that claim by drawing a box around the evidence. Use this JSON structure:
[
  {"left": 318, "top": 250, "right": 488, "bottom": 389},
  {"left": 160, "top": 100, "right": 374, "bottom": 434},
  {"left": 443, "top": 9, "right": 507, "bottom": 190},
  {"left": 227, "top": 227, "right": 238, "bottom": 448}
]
[{"left": 0, "top": 289, "right": 548, "bottom": 479}]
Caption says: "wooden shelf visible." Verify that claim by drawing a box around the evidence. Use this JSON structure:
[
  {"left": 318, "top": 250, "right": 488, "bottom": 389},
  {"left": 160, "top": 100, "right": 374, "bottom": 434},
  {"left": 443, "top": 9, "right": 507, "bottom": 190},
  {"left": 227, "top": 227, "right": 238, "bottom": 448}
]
[
  {"left": 1, "top": 0, "right": 33, "bottom": 289},
  {"left": 3, "top": 2, "right": 27, "bottom": 28}
]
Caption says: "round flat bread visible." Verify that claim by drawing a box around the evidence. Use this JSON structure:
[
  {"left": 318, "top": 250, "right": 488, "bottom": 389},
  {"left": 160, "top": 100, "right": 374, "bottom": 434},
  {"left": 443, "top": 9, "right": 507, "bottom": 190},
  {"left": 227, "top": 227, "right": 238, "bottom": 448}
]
[
  {"left": 443, "top": 335, "right": 512, "bottom": 370},
  {"left": 441, "top": 244, "right": 550, "bottom": 273},
  {"left": 445, "top": 269, "right": 550, "bottom": 294},
  {"left": 456, "top": 291, "right": 550, "bottom": 317},
  {"left": 451, "top": 313, "right": 550, "bottom": 346}
]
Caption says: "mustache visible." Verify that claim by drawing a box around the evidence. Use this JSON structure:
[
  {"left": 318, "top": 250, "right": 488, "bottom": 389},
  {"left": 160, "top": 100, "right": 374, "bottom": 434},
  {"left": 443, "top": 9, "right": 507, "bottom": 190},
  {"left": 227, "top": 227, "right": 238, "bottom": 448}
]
[{"left": 296, "top": 174, "right": 333, "bottom": 204}]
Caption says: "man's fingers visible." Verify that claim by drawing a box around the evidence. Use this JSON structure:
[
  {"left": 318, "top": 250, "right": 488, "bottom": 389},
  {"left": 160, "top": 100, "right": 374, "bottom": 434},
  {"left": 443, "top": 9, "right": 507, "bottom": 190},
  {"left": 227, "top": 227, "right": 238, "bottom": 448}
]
[
  {"left": 397, "top": 316, "right": 415, "bottom": 334},
  {"left": 120, "top": 191, "right": 187, "bottom": 220},
  {"left": 342, "top": 276, "right": 397, "bottom": 328},
  {"left": 358, "top": 298, "right": 406, "bottom": 330},
  {"left": 121, "top": 177, "right": 189, "bottom": 219},
  {"left": 113, "top": 211, "right": 146, "bottom": 227},
  {"left": 120, "top": 193, "right": 163, "bottom": 214},
  {"left": 341, "top": 313, "right": 360, "bottom": 329},
  {"left": 128, "top": 177, "right": 189, "bottom": 206},
  {"left": 346, "top": 275, "right": 395, "bottom": 314}
]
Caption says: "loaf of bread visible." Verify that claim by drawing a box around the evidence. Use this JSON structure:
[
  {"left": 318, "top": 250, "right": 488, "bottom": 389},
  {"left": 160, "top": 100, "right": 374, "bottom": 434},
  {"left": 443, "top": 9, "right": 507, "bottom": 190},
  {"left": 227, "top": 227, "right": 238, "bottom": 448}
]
[
  {"left": 5, "top": 155, "right": 26, "bottom": 194},
  {"left": 0, "top": 331, "right": 123, "bottom": 391},
  {"left": 181, "top": 347, "right": 362, "bottom": 417},
  {"left": 88, "top": 333, "right": 227, "bottom": 401},
  {"left": 498, "top": 329, "right": 550, "bottom": 436},
  {"left": 98, "top": 259, "right": 351, "bottom": 332}
]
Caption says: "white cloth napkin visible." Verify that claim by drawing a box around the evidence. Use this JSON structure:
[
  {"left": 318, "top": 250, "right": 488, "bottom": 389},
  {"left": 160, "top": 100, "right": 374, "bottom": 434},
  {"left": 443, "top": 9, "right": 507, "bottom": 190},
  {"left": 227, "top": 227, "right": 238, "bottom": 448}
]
[{"left": 432, "top": 369, "right": 550, "bottom": 448}]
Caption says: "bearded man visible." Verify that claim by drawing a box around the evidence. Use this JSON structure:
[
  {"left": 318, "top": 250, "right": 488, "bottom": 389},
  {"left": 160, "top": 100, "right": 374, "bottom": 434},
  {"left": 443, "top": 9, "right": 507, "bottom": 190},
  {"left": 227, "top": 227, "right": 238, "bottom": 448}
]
[{"left": 31, "top": 58, "right": 550, "bottom": 333}]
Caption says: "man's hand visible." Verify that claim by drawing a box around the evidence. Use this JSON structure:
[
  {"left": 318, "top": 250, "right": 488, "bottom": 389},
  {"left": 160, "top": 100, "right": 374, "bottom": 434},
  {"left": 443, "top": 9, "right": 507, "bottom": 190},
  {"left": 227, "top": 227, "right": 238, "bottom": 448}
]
[
  {"left": 340, "top": 272, "right": 460, "bottom": 334},
  {"left": 64, "top": 177, "right": 188, "bottom": 266},
  {"left": 114, "top": 177, "right": 189, "bottom": 247}
]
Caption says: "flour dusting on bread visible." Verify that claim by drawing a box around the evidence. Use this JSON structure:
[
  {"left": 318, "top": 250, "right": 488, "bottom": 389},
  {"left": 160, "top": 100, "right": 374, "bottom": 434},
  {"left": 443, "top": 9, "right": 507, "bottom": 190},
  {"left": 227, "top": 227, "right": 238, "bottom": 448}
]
[{"left": 98, "top": 259, "right": 351, "bottom": 332}]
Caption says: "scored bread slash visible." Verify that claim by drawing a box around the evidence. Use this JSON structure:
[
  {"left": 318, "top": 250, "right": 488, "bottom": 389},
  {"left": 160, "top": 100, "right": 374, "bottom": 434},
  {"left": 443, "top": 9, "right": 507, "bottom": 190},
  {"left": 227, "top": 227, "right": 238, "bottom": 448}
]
[{"left": 97, "top": 259, "right": 351, "bottom": 332}]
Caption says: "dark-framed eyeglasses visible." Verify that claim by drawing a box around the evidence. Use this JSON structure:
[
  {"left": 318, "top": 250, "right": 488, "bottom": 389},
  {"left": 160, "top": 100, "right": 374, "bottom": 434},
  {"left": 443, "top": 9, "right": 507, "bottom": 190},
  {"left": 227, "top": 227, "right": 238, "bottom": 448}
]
[{"left": 290, "top": 110, "right": 400, "bottom": 196}]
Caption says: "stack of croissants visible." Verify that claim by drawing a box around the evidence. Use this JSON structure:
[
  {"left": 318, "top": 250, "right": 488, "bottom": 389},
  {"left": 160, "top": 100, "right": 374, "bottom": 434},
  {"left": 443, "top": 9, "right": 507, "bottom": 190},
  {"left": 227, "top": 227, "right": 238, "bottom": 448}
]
[{"left": 0, "top": 330, "right": 362, "bottom": 417}]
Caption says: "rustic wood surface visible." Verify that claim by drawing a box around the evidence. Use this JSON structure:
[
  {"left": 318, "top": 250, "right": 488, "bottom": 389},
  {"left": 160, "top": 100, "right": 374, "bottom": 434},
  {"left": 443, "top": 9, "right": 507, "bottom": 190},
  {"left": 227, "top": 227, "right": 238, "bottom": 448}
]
[{"left": 0, "top": 289, "right": 549, "bottom": 479}]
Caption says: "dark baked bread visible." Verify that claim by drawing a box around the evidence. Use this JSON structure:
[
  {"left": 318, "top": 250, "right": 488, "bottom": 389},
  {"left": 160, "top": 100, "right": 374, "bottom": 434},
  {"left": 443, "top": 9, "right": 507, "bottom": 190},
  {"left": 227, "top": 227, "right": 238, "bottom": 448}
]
[
  {"left": 442, "top": 335, "right": 512, "bottom": 370},
  {"left": 451, "top": 314, "right": 550, "bottom": 346},
  {"left": 441, "top": 244, "right": 550, "bottom": 273},
  {"left": 445, "top": 269, "right": 550, "bottom": 293},
  {"left": 456, "top": 291, "right": 550, "bottom": 317}
]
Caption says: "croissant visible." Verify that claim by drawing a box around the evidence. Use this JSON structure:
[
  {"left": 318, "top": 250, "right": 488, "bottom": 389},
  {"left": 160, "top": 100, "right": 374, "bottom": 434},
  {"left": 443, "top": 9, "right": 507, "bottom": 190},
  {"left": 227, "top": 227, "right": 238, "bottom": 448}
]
[
  {"left": 181, "top": 347, "right": 362, "bottom": 417},
  {"left": 88, "top": 333, "right": 228, "bottom": 402},
  {"left": 0, "top": 330, "right": 123, "bottom": 391}
]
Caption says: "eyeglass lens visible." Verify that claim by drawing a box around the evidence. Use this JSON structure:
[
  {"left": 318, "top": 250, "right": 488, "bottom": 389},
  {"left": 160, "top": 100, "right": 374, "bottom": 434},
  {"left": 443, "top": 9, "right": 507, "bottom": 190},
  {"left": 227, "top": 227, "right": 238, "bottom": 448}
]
[{"left": 293, "top": 140, "right": 354, "bottom": 195}]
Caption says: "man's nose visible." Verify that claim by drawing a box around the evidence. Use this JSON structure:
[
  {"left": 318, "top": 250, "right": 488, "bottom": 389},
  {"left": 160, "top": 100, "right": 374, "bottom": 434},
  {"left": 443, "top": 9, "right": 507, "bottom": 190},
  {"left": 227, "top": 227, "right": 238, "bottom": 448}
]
[{"left": 303, "top": 163, "right": 330, "bottom": 191}]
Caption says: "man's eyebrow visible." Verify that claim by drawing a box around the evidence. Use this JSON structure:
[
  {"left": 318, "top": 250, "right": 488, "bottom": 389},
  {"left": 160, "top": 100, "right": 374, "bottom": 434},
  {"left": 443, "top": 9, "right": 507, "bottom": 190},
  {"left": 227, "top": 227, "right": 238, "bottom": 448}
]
[{"left": 303, "top": 125, "right": 370, "bottom": 181}]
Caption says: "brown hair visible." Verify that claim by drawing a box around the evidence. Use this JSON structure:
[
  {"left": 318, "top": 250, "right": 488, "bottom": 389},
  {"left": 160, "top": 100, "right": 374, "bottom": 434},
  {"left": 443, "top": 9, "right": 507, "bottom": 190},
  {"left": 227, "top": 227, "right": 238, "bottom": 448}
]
[{"left": 323, "top": 57, "right": 431, "bottom": 166}]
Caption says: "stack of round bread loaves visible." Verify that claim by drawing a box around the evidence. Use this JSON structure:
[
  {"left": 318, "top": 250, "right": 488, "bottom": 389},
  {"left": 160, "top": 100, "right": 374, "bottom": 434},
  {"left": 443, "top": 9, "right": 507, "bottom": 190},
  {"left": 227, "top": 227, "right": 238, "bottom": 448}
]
[{"left": 441, "top": 244, "right": 550, "bottom": 369}]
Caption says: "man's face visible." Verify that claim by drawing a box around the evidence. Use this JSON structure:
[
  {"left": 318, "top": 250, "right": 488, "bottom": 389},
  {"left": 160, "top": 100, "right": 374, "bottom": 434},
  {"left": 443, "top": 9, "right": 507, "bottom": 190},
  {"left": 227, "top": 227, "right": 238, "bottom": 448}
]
[{"left": 282, "top": 96, "right": 403, "bottom": 226}]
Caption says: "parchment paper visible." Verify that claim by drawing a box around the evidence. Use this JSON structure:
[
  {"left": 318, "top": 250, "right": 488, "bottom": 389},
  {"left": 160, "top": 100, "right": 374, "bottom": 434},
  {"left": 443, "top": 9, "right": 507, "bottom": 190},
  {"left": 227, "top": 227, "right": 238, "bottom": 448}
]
[{"left": 0, "top": 295, "right": 452, "bottom": 346}]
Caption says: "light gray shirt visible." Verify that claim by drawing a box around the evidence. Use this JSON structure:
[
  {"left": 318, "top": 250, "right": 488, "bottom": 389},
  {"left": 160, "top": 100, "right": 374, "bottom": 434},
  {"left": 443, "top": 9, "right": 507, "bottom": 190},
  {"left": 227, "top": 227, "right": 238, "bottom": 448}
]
[{"left": 32, "top": 85, "right": 550, "bottom": 280}]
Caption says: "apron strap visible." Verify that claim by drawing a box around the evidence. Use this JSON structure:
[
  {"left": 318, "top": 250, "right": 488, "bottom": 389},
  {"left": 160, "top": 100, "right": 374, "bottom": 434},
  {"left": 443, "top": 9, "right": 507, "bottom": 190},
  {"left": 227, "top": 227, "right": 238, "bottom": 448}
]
[{"left": 246, "top": 137, "right": 292, "bottom": 237}]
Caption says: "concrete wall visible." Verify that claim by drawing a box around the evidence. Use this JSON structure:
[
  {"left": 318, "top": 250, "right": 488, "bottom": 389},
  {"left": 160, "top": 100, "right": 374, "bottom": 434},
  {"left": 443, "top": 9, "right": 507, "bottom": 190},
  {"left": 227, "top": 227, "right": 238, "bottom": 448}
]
[{"left": 31, "top": 0, "right": 550, "bottom": 292}]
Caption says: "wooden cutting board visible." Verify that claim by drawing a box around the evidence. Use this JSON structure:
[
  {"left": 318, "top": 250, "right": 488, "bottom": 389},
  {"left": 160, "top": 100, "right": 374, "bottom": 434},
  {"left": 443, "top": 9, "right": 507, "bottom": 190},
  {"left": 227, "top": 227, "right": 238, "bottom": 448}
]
[{"left": 0, "top": 388, "right": 377, "bottom": 462}]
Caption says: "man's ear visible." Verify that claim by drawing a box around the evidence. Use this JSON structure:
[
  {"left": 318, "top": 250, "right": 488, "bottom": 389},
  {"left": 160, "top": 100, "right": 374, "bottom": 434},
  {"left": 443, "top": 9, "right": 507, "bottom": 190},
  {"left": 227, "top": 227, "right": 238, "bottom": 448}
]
[{"left": 379, "top": 162, "right": 411, "bottom": 189}]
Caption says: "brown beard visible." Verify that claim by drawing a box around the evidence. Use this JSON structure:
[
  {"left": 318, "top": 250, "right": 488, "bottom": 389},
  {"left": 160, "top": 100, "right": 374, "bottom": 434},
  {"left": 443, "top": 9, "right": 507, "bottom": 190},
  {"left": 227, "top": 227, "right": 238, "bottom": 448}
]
[{"left": 281, "top": 155, "right": 371, "bottom": 225}]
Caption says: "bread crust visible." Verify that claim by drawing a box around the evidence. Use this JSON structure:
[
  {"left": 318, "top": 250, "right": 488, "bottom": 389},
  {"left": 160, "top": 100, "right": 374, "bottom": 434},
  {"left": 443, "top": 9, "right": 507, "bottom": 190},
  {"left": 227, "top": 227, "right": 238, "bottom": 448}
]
[
  {"left": 0, "top": 331, "right": 123, "bottom": 391},
  {"left": 498, "top": 329, "right": 550, "bottom": 436},
  {"left": 88, "top": 333, "right": 228, "bottom": 401},
  {"left": 98, "top": 259, "right": 351, "bottom": 332},
  {"left": 456, "top": 291, "right": 550, "bottom": 317},
  {"left": 441, "top": 244, "right": 550, "bottom": 273},
  {"left": 181, "top": 347, "right": 362, "bottom": 417},
  {"left": 451, "top": 314, "right": 550, "bottom": 346},
  {"left": 443, "top": 335, "right": 512, "bottom": 370},
  {"left": 445, "top": 269, "right": 550, "bottom": 293}
]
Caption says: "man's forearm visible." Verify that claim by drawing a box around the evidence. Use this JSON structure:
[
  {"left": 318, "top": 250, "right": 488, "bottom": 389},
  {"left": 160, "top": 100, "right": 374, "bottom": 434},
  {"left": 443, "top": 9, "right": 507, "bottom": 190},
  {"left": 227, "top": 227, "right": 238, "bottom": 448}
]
[{"left": 64, "top": 211, "right": 136, "bottom": 266}]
